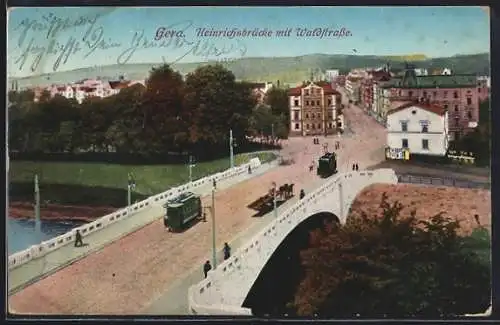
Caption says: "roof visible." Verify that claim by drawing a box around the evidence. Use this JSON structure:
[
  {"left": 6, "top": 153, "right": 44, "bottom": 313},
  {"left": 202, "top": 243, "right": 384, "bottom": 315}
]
[
  {"left": 387, "top": 101, "right": 447, "bottom": 116},
  {"left": 288, "top": 83, "right": 340, "bottom": 96},
  {"left": 247, "top": 82, "right": 266, "bottom": 89},
  {"left": 165, "top": 192, "right": 199, "bottom": 208},
  {"left": 109, "top": 81, "right": 131, "bottom": 90},
  {"left": 379, "top": 74, "right": 477, "bottom": 89}
]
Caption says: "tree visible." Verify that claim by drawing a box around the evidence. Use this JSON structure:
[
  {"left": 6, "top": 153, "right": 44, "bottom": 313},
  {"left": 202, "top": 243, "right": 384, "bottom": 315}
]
[
  {"left": 264, "top": 87, "right": 289, "bottom": 117},
  {"left": 184, "top": 64, "right": 255, "bottom": 151},
  {"left": 105, "top": 83, "right": 147, "bottom": 152},
  {"left": 142, "top": 64, "right": 186, "bottom": 153},
  {"left": 291, "top": 193, "right": 490, "bottom": 318}
]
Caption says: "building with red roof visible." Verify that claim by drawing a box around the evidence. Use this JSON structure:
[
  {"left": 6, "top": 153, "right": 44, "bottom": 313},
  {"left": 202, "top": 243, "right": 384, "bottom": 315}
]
[{"left": 288, "top": 82, "right": 343, "bottom": 137}]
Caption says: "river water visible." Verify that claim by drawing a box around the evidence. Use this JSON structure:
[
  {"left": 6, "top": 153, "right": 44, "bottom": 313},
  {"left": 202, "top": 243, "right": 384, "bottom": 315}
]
[{"left": 7, "top": 218, "right": 84, "bottom": 255}]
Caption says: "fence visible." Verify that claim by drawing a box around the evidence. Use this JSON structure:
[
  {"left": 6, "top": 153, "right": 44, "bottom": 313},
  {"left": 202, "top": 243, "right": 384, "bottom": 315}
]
[
  {"left": 8, "top": 158, "right": 263, "bottom": 270},
  {"left": 397, "top": 174, "right": 490, "bottom": 190}
]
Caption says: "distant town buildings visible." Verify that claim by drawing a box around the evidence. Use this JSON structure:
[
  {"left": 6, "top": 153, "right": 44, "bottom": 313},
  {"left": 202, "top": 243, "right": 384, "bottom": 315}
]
[
  {"left": 414, "top": 68, "right": 428, "bottom": 76},
  {"left": 386, "top": 100, "right": 449, "bottom": 157},
  {"left": 325, "top": 69, "right": 340, "bottom": 82},
  {"left": 12, "top": 78, "right": 147, "bottom": 104},
  {"left": 288, "top": 82, "right": 343, "bottom": 137},
  {"left": 248, "top": 82, "right": 274, "bottom": 103}
]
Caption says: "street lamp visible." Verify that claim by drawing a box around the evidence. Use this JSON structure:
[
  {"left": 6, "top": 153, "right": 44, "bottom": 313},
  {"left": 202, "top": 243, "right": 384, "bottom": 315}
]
[
  {"left": 229, "top": 129, "right": 235, "bottom": 169},
  {"left": 127, "top": 173, "right": 136, "bottom": 207},
  {"left": 34, "top": 174, "right": 41, "bottom": 241},
  {"left": 188, "top": 155, "right": 195, "bottom": 183},
  {"left": 272, "top": 181, "right": 278, "bottom": 219},
  {"left": 211, "top": 183, "right": 217, "bottom": 269}
]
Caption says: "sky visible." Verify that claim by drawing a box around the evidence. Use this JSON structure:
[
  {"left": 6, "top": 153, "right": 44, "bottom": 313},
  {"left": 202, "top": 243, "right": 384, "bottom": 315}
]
[{"left": 7, "top": 6, "right": 490, "bottom": 77}]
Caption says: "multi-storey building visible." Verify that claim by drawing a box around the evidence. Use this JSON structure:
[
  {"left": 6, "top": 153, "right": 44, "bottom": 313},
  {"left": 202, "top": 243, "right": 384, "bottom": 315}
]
[
  {"left": 345, "top": 76, "right": 362, "bottom": 104},
  {"left": 288, "top": 82, "right": 342, "bottom": 137},
  {"left": 386, "top": 100, "right": 449, "bottom": 156},
  {"left": 377, "top": 65, "right": 488, "bottom": 140}
]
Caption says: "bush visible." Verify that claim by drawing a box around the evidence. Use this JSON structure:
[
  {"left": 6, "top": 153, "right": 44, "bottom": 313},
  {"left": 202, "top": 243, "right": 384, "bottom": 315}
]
[{"left": 291, "top": 193, "right": 490, "bottom": 318}]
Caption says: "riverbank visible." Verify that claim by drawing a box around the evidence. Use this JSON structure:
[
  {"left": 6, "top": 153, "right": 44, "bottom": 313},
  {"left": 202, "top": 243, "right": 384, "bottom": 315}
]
[{"left": 9, "top": 202, "right": 116, "bottom": 223}]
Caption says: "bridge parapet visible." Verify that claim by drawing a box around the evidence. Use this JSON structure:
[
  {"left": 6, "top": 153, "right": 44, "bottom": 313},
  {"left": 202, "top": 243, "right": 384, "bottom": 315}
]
[
  {"left": 8, "top": 158, "right": 263, "bottom": 271},
  {"left": 188, "top": 168, "right": 398, "bottom": 315}
]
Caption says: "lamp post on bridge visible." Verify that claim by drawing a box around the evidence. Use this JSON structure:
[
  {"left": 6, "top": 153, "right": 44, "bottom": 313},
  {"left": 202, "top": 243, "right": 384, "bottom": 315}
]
[
  {"left": 127, "top": 173, "right": 136, "bottom": 208},
  {"left": 188, "top": 155, "right": 196, "bottom": 183},
  {"left": 211, "top": 182, "right": 217, "bottom": 269},
  {"left": 34, "top": 174, "right": 41, "bottom": 241},
  {"left": 272, "top": 181, "right": 278, "bottom": 219},
  {"left": 229, "top": 129, "right": 235, "bottom": 169}
]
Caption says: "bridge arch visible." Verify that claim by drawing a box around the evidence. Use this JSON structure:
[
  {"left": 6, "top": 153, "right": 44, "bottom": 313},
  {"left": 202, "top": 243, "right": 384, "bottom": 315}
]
[
  {"left": 188, "top": 169, "right": 399, "bottom": 315},
  {"left": 243, "top": 211, "right": 339, "bottom": 315}
]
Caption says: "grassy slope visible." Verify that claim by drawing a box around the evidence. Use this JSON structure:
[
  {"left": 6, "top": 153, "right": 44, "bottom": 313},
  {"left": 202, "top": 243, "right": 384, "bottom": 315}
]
[
  {"left": 9, "top": 152, "right": 276, "bottom": 196},
  {"left": 10, "top": 53, "right": 489, "bottom": 88}
]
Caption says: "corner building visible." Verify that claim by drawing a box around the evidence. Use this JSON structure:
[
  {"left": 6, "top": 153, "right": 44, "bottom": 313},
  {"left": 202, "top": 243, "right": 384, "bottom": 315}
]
[{"left": 288, "top": 82, "right": 342, "bottom": 137}]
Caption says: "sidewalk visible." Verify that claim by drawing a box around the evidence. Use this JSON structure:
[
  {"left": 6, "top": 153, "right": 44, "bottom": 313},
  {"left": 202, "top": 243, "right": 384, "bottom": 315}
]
[
  {"left": 8, "top": 161, "right": 279, "bottom": 295},
  {"left": 142, "top": 175, "right": 329, "bottom": 315}
]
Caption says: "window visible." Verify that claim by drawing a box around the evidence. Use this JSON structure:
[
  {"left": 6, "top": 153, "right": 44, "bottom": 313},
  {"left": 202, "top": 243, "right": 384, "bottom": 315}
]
[
  {"left": 443, "top": 91, "right": 448, "bottom": 97},
  {"left": 294, "top": 100, "right": 299, "bottom": 106},
  {"left": 455, "top": 117, "right": 460, "bottom": 126},
  {"left": 328, "top": 112, "right": 333, "bottom": 118},
  {"left": 468, "top": 111, "right": 472, "bottom": 119},
  {"left": 328, "top": 99, "right": 332, "bottom": 105},
  {"left": 317, "top": 123, "right": 321, "bottom": 129},
  {"left": 305, "top": 113, "right": 309, "bottom": 118},
  {"left": 453, "top": 91, "right": 458, "bottom": 98},
  {"left": 423, "top": 91, "right": 427, "bottom": 97},
  {"left": 294, "top": 112, "right": 299, "bottom": 120},
  {"left": 433, "top": 91, "right": 437, "bottom": 97},
  {"left": 401, "top": 121, "right": 408, "bottom": 132},
  {"left": 305, "top": 90, "right": 309, "bottom": 96},
  {"left": 444, "top": 104, "right": 448, "bottom": 110},
  {"left": 422, "top": 139, "right": 429, "bottom": 150},
  {"left": 294, "top": 123, "right": 299, "bottom": 130},
  {"left": 316, "top": 100, "right": 320, "bottom": 106},
  {"left": 306, "top": 123, "right": 310, "bottom": 129},
  {"left": 408, "top": 91, "right": 413, "bottom": 97},
  {"left": 305, "top": 100, "right": 309, "bottom": 106},
  {"left": 402, "top": 138, "right": 408, "bottom": 148},
  {"left": 398, "top": 90, "right": 402, "bottom": 96},
  {"left": 312, "top": 113, "right": 315, "bottom": 118},
  {"left": 467, "top": 98, "right": 472, "bottom": 105},
  {"left": 421, "top": 125, "right": 428, "bottom": 133},
  {"left": 312, "top": 124, "right": 316, "bottom": 129},
  {"left": 411, "top": 110, "right": 416, "bottom": 115},
  {"left": 454, "top": 105, "right": 459, "bottom": 112},
  {"left": 478, "top": 88, "right": 482, "bottom": 93}
]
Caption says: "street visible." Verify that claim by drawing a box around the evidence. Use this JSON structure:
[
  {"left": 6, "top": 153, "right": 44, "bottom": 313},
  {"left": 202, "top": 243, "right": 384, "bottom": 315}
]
[{"left": 9, "top": 99, "right": 388, "bottom": 315}]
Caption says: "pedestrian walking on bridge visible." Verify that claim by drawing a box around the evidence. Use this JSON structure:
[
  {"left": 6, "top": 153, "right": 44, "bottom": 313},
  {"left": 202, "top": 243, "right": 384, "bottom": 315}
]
[
  {"left": 74, "top": 229, "right": 84, "bottom": 247},
  {"left": 248, "top": 165, "right": 252, "bottom": 174},
  {"left": 300, "top": 189, "right": 305, "bottom": 200},
  {"left": 223, "top": 242, "right": 231, "bottom": 260},
  {"left": 203, "top": 260, "right": 212, "bottom": 278}
]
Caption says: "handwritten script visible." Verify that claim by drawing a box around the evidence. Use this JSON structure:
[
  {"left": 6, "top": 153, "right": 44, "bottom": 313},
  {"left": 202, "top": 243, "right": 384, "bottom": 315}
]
[
  {"left": 12, "top": 13, "right": 247, "bottom": 74},
  {"left": 13, "top": 12, "right": 121, "bottom": 73},
  {"left": 116, "top": 20, "right": 247, "bottom": 66}
]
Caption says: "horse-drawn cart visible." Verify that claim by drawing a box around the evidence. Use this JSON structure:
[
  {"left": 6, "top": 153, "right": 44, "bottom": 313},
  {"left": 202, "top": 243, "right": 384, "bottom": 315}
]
[{"left": 247, "top": 183, "right": 295, "bottom": 216}]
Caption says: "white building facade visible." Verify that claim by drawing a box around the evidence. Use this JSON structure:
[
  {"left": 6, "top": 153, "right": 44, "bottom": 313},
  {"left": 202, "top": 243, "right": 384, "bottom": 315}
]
[{"left": 386, "top": 102, "right": 449, "bottom": 156}]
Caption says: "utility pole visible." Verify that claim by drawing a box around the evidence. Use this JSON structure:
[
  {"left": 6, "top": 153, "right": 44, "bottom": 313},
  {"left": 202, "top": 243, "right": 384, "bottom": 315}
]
[
  {"left": 229, "top": 129, "right": 234, "bottom": 169},
  {"left": 127, "top": 173, "right": 135, "bottom": 207},
  {"left": 211, "top": 184, "right": 217, "bottom": 269},
  {"left": 34, "top": 174, "right": 41, "bottom": 241},
  {"left": 188, "top": 155, "right": 195, "bottom": 183},
  {"left": 272, "top": 181, "right": 278, "bottom": 219}
]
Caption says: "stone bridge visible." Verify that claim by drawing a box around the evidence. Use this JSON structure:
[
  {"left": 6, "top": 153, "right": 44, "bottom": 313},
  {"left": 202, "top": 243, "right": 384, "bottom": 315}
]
[{"left": 188, "top": 168, "right": 398, "bottom": 315}]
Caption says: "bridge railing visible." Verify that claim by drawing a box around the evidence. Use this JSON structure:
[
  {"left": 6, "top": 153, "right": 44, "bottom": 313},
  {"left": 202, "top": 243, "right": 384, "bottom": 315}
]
[
  {"left": 8, "top": 158, "right": 263, "bottom": 271},
  {"left": 397, "top": 174, "right": 490, "bottom": 189},
  {"left": 188, "top": 169, "right": 398, "bottom": 315}
]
